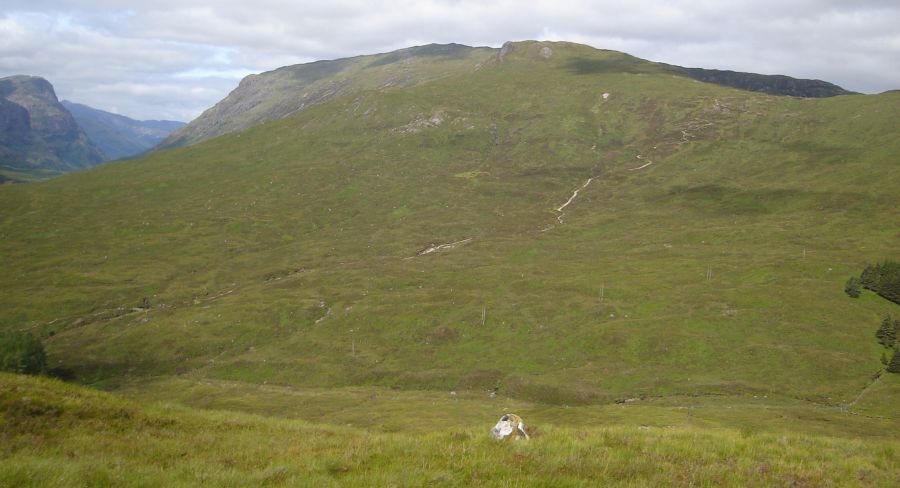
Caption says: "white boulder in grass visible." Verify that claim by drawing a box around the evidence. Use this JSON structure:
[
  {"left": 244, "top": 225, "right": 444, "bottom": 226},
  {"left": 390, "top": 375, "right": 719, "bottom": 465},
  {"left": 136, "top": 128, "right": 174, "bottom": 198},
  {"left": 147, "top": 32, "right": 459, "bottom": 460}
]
[{"left": 490, "top": 413, "right": 529, "bottom": 440}]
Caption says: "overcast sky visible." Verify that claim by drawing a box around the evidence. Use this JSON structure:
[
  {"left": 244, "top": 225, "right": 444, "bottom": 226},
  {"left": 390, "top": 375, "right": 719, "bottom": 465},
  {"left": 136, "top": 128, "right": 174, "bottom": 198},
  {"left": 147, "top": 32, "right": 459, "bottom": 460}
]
[{"left": 2, "top": 1, "right": 898, "bottom": 121}]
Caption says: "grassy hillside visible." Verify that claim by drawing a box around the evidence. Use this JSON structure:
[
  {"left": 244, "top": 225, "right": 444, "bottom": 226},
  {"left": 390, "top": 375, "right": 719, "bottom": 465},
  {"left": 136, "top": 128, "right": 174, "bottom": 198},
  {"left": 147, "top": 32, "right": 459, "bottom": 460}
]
[
  {"left": 159, "top": 43, "right": 496, "bottom": 148},
  {"left": 161, "top": 41, "right": 853, "bottom": 150},
  {"left": 0, "top": 41, "right": 898, "bottom": 434},
  {"left": 2, "top": 373, "right": 898, "bottom": 487}
]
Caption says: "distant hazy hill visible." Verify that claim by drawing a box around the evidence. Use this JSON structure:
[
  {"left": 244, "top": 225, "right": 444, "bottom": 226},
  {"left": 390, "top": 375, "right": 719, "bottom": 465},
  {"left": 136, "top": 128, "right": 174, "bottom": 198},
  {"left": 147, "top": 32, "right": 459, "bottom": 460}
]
[
  {"left": 61, "top": 101, "right": 184, "bottom": 161},
  {"left": 161, "top": 42, "right": 854, "bottom": 149},
  {"left": 666, "top": 67, "right": 853, "bottom": 98},
  {"left": 0, "top": 75, "right": 105, "bottom": 179}
]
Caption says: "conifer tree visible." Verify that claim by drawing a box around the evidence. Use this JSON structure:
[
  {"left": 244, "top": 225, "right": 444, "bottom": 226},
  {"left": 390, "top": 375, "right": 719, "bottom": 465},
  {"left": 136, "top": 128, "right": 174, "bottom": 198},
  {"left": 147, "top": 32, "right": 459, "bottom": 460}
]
[
  {"left": 887, "top": 349, "right": 900, "bottom": 374},
  {"left": 844, "top": 276, "right": 861, "bottom": 298},
  {"left": 875, "top": 315, "right": 897, "bottom": 348}
]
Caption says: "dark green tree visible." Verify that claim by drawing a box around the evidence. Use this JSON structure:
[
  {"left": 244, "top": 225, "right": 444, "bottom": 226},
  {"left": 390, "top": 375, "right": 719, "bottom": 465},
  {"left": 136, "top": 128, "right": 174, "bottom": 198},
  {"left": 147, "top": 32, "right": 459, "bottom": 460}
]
[
  {"left": 859, "top": 260, "right": 900, "bottom": 305},
  {"left": 875, "top": 316, "right": 897, "bottom": 348},
  {"left": 859, "top": 264, "right": 876, "bottom": 288},
  {"left": 887, "top": 349, "right": 900, "bottom": 374},
  {"left": 0, "top": 331, "right": 47, "bottom": 375},
  {"left": 844, "top": 276, "right": 861, "bottom": 298}
]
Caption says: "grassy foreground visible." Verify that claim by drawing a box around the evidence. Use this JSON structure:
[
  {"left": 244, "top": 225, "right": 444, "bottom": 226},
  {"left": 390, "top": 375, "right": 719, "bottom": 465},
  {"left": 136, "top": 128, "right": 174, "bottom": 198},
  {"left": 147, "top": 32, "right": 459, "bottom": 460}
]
[{"left": 1, "top": 373, "right": 897, "bottom": 487}]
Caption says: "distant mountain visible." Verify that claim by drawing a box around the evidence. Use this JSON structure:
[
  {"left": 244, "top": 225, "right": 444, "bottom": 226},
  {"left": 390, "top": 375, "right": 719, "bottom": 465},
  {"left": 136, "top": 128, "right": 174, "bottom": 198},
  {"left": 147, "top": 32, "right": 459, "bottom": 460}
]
[
  {"left": 61, "top": 101, "right": 185, "bottom": 161},
  {"left": 158, "top": 43, "right": 495, "bottom": 148},
  {"left": 0, "top": 75, "right": 105, "bottom": 179},
  {"left": 666, "top": 66, "right": 854, "bottom": 98},
  {"left": 161, "top": 42, "right": 854, "bottom": 150}
]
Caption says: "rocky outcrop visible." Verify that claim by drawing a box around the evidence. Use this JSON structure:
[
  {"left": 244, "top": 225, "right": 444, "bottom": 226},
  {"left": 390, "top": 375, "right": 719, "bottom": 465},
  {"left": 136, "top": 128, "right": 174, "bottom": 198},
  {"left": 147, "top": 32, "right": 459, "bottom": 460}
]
[
  {"left": 0, "top": 98, "right": 32, "bottom": 146},
  {"left": 0, "top": 75, "right": 105, "bottom": 176}
]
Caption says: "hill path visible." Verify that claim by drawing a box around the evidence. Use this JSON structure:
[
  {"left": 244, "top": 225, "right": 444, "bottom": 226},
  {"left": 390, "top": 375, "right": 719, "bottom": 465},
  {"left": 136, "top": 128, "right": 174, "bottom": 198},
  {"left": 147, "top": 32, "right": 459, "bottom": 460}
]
[
  {"left": 843, "top": 369, "right": 885, "bottom": 413},
  {"left": 413, "top": 237, "right": 474, "bottom": 258},
  {"left": 554, "top": 177, "right": 596, "bottom": 224}
]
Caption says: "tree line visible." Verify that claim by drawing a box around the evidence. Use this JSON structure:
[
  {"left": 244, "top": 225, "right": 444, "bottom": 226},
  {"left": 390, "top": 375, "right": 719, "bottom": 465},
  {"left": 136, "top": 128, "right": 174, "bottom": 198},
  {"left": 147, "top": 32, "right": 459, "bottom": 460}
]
[
  {"left": 845, "top": 260, "right": 900, "bottom": 304},
  {"left": 876, "top": 315, "right": 900, "bottom": 373},
  {"left": 845, "top": 260, "right": 900, "bottom": 373}
]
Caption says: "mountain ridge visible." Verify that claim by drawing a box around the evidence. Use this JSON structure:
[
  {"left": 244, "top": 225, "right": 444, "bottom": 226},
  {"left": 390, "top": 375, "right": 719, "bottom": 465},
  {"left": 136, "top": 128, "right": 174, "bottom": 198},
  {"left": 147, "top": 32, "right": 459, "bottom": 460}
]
[
  {"left": 61, "top": 100, "right": 185, "bottom": 161},
  {"left": 0, "top": 75, "right": 106, "bottom": 178},
  {"left": 160, "top": 40, "right": 856, "bottom": 150},
  {"left": 158, "top": 43, "right": 496, "bottom": 149}
]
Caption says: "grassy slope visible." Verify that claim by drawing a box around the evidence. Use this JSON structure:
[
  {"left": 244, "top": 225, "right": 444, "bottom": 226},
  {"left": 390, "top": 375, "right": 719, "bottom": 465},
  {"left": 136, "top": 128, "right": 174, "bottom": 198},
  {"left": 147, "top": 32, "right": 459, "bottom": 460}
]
[
  {"left": 161, "top": 44, "right": 497, "bottom": 148},
  {"left": 2, "top": 373, "right": 897, "bottom": 487},
  {"left": 0, "top": 41, "right": 898, "bottom": 427}
]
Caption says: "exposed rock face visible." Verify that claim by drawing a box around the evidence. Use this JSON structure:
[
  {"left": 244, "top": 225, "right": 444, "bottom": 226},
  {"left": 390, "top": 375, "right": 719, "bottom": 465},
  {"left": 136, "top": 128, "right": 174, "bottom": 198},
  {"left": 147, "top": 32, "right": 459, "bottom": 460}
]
[
  {"left": 159, "top": 43, "right": 495, "bottom": 149},
  {"left": 61, "top": 101, "right": 184, "bottom": 161},
  {"left": 0, "top": 75, "right": 105, "bottom": 177},
  {"left": 0, "top": 98, "right": 31, "bottom": 146},
  {"left": 496, "top": 41, "right": 555, "bottom": 62},
  {"left": 498, "top": 41, "right": 513, "bottom": 62}
]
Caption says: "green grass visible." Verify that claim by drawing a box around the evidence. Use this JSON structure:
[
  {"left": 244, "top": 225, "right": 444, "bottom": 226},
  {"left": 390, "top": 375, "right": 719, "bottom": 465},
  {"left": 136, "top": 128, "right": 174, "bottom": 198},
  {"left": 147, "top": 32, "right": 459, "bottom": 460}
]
[
  {"left": 0, "top": 40, "right": 898, "bottom": 448},
  {"left": 0, "top": 166, "right": 61, "bottom": 182},
  {"left": 113, "top": 376, "right": 899, "bottom": 440},
  {"left": 2, "top": 373, "right": 898, "bottom": 487}
]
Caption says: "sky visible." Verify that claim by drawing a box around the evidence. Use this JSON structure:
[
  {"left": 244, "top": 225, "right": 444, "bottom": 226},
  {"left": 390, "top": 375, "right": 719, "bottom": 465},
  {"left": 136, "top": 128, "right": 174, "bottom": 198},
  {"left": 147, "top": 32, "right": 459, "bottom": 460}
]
[{"left": 1, "top": 1, "right": 898, "bottom": 122}]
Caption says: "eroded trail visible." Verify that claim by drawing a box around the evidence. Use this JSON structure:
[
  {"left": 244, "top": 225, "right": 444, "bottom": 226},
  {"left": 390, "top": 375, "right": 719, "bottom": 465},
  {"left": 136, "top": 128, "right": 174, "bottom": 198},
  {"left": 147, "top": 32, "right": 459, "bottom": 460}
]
[
  {"left": 629, "top": 154, "right": 653, "bottom": 171},
  {"left": 554, "top": 177, "right": 596, "bottom": 224},
  {"left": 418, "top": 104, "right": 721, "bottom": 246},
  {"left": 843, "top": 370, "right": 884, "bottom": 413},
  {"left": 416, "top": 237, "right": 474, "bottom": 256}
]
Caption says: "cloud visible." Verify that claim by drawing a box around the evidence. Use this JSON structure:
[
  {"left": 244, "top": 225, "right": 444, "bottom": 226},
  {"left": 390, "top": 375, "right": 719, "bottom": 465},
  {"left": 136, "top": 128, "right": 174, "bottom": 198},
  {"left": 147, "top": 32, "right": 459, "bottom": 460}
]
[
  {"left": 0, "top": 11, "right": 228, "bottom": 120},
  {"left": 1, "top": 1, "right": 899, "bottom": 121}
]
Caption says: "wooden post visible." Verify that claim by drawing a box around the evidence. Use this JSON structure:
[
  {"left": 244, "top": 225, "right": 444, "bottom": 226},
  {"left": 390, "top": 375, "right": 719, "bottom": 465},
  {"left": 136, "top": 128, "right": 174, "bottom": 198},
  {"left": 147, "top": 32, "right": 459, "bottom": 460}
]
[{"left": 481, "top": 305, "right": 486, "bottom": 326}]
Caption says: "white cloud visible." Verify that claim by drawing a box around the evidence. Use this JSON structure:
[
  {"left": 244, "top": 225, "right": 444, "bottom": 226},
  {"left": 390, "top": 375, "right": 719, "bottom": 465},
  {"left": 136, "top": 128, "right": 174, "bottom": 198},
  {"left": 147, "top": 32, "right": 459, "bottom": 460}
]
[{"left": 1, "top": 1, "right": 899, "bottom": 121}]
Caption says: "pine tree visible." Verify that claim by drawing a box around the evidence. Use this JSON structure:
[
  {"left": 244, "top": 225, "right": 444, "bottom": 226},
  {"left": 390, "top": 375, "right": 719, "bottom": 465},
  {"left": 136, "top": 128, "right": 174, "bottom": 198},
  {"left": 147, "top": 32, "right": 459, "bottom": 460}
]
[
  {"left": 859, "top": 260, "right": 900, "bottom": 305},
  {"left": 844, "top": 276, "right": 861, "bottom": 298},
  {"left": 887, "top": 349, "right": 900, "bottom": 374},
  {"left": 875, "top": 315, "right": 897, "bottom": 348},
  {"left": 860, "top": 264, "right": 875, "bottom": 287}
]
